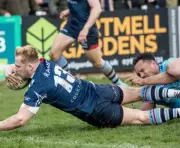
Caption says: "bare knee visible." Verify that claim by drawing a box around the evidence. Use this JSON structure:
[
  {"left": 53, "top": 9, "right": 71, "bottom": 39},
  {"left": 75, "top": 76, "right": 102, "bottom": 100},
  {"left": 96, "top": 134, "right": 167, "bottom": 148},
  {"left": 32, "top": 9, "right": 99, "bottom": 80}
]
[{"left": 49, "top": 49, "right": 62, "bottom": 62}]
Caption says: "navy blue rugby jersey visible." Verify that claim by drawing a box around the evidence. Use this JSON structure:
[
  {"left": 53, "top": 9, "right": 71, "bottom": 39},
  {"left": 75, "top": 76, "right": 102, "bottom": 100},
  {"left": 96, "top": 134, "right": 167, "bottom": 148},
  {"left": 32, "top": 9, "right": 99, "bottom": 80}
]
[
  {"left": 67, "top": 0, "right": 93, "bottom": 26},
  {"left": 24, "top": 59, "right": 96, "bottom": 114}
]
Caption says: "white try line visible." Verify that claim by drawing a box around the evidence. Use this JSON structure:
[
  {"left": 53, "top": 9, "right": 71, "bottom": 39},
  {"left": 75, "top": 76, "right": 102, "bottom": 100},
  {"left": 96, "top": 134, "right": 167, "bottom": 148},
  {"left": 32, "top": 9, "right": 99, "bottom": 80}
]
[{"left": 0, "top": 136, "right": 151, "bottom": 148}]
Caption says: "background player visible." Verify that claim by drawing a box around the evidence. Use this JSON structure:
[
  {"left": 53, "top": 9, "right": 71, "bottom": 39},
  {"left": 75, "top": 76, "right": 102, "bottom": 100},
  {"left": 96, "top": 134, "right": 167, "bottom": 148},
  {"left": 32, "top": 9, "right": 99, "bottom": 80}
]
[
  {"left": 49, "top": 0, "right": 125, "bottom": 85},
  {"left": 125, "top": 53, "right": 180, "bottom": 110},
  {"left": 1, "top": 45, "right": 180, "bottom": 131}
]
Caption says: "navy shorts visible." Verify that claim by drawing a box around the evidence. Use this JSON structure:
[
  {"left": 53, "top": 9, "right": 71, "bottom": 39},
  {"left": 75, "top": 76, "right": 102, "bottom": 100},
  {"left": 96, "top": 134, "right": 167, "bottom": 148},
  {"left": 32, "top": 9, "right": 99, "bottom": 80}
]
[
  {"left": 90, "top": 84, "right": 124, "bottom": 127},
  {"left": 69, "top": 84, "right": 124, "bottom": 128},
  {"left": 60, "top": 20, "right": 99, "bottom": 50}
]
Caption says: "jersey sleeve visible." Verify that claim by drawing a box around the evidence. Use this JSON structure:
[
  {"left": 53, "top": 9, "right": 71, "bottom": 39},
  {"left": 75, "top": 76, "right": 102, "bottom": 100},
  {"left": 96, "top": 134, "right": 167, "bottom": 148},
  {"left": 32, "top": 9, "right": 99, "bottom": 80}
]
[
  {"left": 20, "top": 103, "right": 40, "bottom": 114},
  {"left": 159, "top": 58, "right": 176, "bottom": 72},
  {"left": 24, "top": 86, "right": 47, "bottom": 108}
]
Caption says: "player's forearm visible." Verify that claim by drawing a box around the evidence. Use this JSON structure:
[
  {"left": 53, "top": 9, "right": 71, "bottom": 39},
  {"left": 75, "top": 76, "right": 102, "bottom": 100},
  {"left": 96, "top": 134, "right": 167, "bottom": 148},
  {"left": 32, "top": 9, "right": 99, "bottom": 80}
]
[
  {"left": 0, "top": 114, "right": 24, "bottom": 131},
  {"left": 144, "top": 72, "right": 177, "bottom": 85},
  {"left": 83, "top": 7, "right": 102, "bottom": 30}
]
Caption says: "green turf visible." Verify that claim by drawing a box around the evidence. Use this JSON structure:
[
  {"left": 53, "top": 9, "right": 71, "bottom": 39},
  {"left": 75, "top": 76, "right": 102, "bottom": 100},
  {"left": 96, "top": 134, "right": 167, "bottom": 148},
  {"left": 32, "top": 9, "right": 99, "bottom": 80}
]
[{"left": 0, "top": 79, "right": 180, "bottom": 148}]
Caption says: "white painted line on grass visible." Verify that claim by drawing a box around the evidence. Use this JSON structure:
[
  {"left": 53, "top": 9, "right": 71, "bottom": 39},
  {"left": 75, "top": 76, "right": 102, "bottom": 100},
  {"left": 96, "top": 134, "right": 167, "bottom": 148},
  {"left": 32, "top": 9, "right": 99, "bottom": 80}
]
[{"left": 0, "top": 136, "right": 151, "bottom": 148}]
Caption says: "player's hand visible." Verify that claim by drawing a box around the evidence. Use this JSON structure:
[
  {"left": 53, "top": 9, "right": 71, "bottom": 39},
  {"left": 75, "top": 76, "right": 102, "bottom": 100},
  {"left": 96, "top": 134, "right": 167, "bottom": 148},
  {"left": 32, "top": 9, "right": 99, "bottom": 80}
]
[
  {"left": 59, "top": 9, "right": 70, "bottom": 19},
  {"left": 124, "top": 74, "right": 145, "bottom": 86},
  {"left": 78, "top": 28, "right": 89, "bottom": 44},
  {"left": 3, "top": 65, "right": 22, "bottom": 85}
]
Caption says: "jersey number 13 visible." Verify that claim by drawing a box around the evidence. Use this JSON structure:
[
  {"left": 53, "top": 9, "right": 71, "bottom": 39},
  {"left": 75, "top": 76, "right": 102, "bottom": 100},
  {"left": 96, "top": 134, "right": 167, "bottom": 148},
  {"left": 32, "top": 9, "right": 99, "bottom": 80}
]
[{"left": 54, "top": 65, "right": 75, "bottom": 93}]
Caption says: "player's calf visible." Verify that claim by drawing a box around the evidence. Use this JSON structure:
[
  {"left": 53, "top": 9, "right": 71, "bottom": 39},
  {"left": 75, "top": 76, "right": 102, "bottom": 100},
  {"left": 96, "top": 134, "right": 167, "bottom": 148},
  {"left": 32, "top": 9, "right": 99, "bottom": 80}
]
[
  {"left": 121, "top": 106, "right": 180, "bottom": 125},
  {"left": 100, "top": 60, "right": 126, "bottom": 86},
  {"left": 121, "top": 107, "right": 149, "bottom": 125}
]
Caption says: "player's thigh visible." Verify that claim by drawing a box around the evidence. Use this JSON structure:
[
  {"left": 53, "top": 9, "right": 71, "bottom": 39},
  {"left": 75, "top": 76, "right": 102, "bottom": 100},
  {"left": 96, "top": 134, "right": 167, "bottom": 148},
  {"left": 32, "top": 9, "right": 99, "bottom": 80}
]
[
  {"left": 120, "top": 86, "right": 141, "bottom": 105},
  {"left": 84, "top": 46, "right": 103, "bottom": 68},
  {"left": 84, "top": 27, "right": 103, "bottom": 67},
  {"left": 51, "top": 33, "right": 75, "bottom": 53},
  {"left": 121, "top": 106, "right": 150, "bottom": 125},
  {"left": 50, "top": 33, "right": 75, "bottom": 61}
]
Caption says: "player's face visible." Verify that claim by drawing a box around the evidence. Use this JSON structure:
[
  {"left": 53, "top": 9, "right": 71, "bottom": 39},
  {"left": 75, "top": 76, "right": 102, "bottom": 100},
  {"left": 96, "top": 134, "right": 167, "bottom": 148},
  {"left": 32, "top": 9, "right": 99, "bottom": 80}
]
[
  {"left": 15, "top": 56, "right": 31, "bottom": 79},
  {"left": 134, "top": 60, "right": 159, "bottom": 78}
]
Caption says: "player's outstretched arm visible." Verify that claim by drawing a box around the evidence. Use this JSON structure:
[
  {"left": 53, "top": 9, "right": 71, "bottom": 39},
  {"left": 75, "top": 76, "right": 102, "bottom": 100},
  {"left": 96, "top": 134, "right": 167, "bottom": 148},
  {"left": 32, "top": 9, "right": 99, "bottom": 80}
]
[
  {"left": 167, "top": 58, "right": 180, "bottom": 77},
  {"left": 0, "top": 104, "right": 34, "bottom": 131},
  {"left": 125, "top": 72, "right": 177, "bottom": 86},
  {"left": 143, "top": 72, "right": 177, "bottom": 85}
]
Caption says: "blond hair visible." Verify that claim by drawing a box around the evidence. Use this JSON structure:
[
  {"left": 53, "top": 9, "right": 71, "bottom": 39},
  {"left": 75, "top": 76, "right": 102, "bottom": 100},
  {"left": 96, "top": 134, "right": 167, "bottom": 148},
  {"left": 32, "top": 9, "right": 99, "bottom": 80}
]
[{"left": 15, "top": 45, "right": 39, "bottom": 63}]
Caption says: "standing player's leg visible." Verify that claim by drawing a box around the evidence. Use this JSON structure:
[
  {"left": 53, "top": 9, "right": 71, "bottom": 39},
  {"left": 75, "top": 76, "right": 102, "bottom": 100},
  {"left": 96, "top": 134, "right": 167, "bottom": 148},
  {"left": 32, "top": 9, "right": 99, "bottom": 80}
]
[
  {"left": 49, "top": 33, "right": 75, "bottom": 71},
  {"left": 82, "top": 27, "right": 125, "bottom": 85},
  {"left": 85, "top": 47, "right": 125, "bottom": 85}
]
